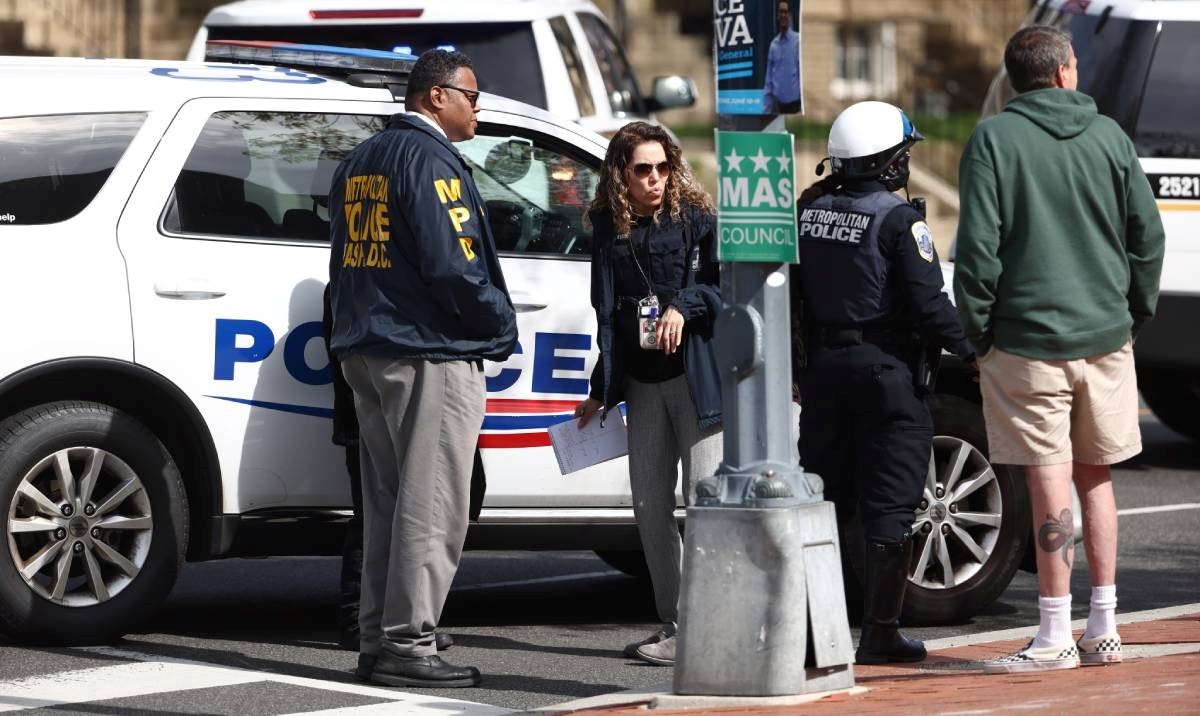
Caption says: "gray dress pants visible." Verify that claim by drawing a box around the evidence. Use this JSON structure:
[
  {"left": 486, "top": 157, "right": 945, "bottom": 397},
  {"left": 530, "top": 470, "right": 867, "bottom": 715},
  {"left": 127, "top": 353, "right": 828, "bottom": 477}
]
[
  {"left": 342, "top": 355, "right": 485, "bottom": 658},
  {"left": 624, "top": 374, "right": 723, "bottom": 628}
]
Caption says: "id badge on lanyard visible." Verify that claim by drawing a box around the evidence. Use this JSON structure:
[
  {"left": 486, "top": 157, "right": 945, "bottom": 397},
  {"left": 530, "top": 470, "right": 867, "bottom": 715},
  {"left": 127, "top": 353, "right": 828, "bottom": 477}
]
[{"left": 637, "top": 294, "right": 660, "bottom": 350}]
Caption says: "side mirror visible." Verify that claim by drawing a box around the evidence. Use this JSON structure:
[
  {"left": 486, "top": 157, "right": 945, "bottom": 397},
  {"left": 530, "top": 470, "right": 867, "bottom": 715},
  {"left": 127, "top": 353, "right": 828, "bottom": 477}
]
[{"left": 646, "top": 75, "right": 696, "bottom": 112}]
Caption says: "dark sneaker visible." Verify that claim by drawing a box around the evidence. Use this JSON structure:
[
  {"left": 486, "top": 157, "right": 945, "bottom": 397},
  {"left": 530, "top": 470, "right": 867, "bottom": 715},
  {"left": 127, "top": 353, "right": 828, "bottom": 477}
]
[
  {"left": 983, "top": 640, "right": 1079, "bottom": 674},
  {"left": 370, "top": 652, "right": 481, "bottom": 688},
  {"left": 1077, "top": 632, "right": 1122, "bottom": 665},
  {"left": 623, "top": 629, "right": 671, "bottom": 658},
  {"left": 635, "top": 635, "right": 676, "bottom": 666}
]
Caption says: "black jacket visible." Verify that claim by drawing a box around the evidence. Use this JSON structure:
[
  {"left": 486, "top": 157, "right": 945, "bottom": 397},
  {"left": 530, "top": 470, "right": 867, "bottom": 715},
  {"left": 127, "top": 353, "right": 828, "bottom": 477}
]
[
  {"left": 328, "top": 114, "right": 517, "bottom": 362},
  {"left": 587, "top": 204, "right": 723, "bottom": 430}
]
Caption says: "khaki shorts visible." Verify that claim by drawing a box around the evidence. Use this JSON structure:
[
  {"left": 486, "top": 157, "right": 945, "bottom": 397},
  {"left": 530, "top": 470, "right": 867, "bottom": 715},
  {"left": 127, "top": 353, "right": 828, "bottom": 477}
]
[{"left": 978, "top": 341, "right": 1141, "bottom": 466}]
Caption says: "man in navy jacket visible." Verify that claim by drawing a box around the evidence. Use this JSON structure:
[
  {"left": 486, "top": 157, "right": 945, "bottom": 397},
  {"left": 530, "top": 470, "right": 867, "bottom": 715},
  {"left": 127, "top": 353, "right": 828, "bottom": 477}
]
[{"left": 328, "top": 49, "right": 516, "bottom": 689}]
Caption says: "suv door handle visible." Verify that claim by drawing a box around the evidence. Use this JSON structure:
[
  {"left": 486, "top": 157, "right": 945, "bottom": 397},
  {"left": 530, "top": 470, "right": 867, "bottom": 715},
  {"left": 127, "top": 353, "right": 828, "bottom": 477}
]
[
  {"left": 154, "top": 281, "right": 226, "bottom": 300},
  {"left": 514, "top": 303, "right": 547, "bottom": 313}
]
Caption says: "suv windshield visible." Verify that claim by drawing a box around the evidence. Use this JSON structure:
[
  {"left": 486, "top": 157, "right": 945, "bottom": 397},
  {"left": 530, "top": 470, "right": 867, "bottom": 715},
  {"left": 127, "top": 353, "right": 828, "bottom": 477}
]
[
  {"left": 207, "top": 22, "right": 547, "bottom": 109},
  {"left": 1133, "top": 21, "right": 1200, "bottom": 158},
  {"left": 983, "top": 8, "right": 1200, "bottom": 159}
]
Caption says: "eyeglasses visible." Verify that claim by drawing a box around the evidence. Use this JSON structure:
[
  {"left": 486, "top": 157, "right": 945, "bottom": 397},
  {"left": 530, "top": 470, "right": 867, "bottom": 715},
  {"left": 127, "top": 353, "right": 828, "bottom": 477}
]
[
  {"left": 631, "top": 161, "right": 670, "bottom": 178},
  {"left": 440, "top": 84, "right": 480, "bottom": 108}
]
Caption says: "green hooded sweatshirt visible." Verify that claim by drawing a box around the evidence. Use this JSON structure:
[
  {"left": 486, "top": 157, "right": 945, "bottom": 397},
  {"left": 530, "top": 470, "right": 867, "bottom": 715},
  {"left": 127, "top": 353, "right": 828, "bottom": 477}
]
[{"left": 953, "top": 88, "right": 1165, "bottom": 360}]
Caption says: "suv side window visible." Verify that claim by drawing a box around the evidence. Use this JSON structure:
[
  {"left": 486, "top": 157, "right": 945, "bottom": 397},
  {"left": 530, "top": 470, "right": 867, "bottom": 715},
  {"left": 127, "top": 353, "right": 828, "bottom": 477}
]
[
  {"left": 0, "top": 113, "right": 144, "bottom": 225},
  {"left": 1134, "top": 22, "right": 1200, "bottom": 159},
  {"left": 459, "top": 127, "right": 598, "bottom": 257},
  {"left": 163, "top": 111, "right": 385, "bottom": 241},
  {"left": 576, "top": 13, "right": 644, "bottom": 116},
  {"left": 549, "top": 15, "right": 596, "bottom": 118}
]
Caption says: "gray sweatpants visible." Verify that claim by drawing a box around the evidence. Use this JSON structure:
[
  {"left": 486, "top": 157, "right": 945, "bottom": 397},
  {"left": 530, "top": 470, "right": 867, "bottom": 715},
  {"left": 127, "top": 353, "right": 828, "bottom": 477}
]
[
  {"left": 341, "top": 355, "right": 485, "bottom": 658},
  {"left": 624, "top": 375, "right": 723, "bottom": 627}
]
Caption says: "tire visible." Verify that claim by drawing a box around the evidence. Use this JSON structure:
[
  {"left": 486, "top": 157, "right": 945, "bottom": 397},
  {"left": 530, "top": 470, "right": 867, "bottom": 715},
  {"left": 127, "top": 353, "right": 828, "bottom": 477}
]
[
  {"left": 0, "top": 401, "right": 188, "bottom": 645},
  {"left": 595, "top": 550, "right": 650, "bottom": 580},
  {"left": 899, "top": 393, "right": 1030, "bottom": 625},
  {"left": 1138, "top": 367, "right": 1200, "bottom": 441}
]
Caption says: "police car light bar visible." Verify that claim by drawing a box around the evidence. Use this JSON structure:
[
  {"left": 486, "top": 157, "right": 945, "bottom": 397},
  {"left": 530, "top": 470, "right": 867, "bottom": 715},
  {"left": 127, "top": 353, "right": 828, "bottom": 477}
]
[
  {"left": 309, "top": 9, "right": 423, "bottom": 19},
  {"left": 204, "top": 40, "right": 416, "bottom": 77}
]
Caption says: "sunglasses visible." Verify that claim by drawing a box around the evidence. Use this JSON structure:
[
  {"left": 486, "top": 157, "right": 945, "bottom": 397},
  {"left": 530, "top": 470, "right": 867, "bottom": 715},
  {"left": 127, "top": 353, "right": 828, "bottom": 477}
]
[
  {"left": 440, "top": 84, "right": 480, "bottom": 108},
  {"left": 631, "top": 161, "right": 670, "bottom": 178}
]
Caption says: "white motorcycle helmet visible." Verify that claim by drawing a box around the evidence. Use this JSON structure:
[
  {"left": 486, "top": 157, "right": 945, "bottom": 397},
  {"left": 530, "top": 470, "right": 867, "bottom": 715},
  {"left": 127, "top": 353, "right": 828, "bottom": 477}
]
[{"left": 822, "top": 101, "right": 923, "bottom": 190}]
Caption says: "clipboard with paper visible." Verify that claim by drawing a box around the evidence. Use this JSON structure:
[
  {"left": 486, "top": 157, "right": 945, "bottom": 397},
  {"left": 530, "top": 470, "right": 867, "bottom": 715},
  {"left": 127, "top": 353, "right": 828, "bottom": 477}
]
[{"left": 547, "top": 411, "right": 629, "bottom": 475}]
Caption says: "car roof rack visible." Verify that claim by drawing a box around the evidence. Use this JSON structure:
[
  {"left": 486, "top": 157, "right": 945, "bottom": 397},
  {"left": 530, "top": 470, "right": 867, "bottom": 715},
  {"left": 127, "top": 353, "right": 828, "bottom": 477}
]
[{"left": 204, "top": 40, "right": 415, "bottom": 101}]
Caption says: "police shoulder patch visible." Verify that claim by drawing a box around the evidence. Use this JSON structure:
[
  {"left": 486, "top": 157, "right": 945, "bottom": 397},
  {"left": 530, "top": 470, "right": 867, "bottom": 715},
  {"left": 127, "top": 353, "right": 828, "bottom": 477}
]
[{"left": 912, "top": 221, "right": 934, "bottom": 263}]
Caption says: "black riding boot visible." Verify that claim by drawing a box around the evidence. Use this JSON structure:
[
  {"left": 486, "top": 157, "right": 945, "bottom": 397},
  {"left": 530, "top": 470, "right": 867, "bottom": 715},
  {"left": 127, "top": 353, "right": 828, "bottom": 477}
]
[{"left": 855, "top": 537, "right": 927, "bottom": 664}]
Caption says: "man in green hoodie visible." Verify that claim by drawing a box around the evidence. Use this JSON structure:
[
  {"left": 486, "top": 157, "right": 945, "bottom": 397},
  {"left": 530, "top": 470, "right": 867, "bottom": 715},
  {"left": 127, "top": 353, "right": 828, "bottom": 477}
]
[{"left": 954, "top": 25, "right": 1164, "bottom": 675}]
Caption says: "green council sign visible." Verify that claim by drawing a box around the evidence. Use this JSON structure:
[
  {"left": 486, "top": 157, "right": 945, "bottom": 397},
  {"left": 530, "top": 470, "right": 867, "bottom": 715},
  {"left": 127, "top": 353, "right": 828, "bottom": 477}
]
[{"left": 716, "top": 130, "right": 798, "bottom": 263}]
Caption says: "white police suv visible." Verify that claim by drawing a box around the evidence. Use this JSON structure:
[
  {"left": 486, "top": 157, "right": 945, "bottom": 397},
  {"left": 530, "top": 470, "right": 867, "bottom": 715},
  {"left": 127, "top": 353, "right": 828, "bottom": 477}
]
[
  {"left": 982, "top": 0, "right": 1200, "bottom": 441},
  {"left": 0, "top": 44, "right": 1020, "bottom": 645},
  {"left": 187, "top": 0, "right": 698, "bottom": 136}
]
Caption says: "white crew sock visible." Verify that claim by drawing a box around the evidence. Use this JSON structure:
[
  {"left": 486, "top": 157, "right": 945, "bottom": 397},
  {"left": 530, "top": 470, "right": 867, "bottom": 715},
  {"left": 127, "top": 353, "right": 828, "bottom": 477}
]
[
  {"left": 1032, "top": 594, "right": 1073, "bottom": 649},
  {"left": 1084, "top": 584, "right": 1118, "bottom": 639}
]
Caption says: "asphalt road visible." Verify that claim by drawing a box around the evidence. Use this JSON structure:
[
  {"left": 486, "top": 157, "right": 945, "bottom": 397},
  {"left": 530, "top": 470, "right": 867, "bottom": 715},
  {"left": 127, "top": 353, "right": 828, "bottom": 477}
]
[{"left": 1, "top": 416, "right": 1198, "bottom": 713}]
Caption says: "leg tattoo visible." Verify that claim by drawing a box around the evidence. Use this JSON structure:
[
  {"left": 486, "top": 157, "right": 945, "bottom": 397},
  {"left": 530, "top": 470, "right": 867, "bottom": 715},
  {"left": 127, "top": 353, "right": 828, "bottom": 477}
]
[{"left": 1038, "top": 508, "right": 1075, "bottom": 568}]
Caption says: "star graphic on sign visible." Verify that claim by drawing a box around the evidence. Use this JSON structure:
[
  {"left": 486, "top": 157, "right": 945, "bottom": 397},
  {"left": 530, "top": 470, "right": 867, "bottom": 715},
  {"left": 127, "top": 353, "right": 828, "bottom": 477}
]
[
  {"left": 750, "top": 148, "right": 772, "bottom": 173},
  {"left": 775, "top": 151, "right": 791, "bottom": 173},
  {"left": 724, "top": 147, "right": 745, "bottom": 173}
]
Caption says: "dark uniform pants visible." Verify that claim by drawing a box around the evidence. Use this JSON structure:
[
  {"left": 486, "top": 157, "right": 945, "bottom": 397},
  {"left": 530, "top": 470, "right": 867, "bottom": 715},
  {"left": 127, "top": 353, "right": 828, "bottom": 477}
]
[{"left": 799, "top": 342, "right": 931, "bottom": 544}]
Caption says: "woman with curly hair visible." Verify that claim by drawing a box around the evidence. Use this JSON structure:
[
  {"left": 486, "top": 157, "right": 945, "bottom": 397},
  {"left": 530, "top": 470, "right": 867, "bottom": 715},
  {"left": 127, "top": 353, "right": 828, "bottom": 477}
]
[{"left": 573, "top": 121, "right": 722, "bottom": 667}]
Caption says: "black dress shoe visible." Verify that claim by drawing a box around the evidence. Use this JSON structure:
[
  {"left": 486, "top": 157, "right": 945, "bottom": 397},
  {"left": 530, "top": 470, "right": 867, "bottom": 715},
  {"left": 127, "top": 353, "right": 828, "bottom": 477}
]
[{"left": 370, "top": 651, "right": 481, "bottom": 688}]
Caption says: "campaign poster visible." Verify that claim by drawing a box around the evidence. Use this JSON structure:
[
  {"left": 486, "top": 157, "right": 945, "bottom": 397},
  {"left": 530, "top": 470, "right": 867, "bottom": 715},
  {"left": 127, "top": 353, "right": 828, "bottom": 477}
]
[{"left": 715, "top": 0, "right": 803, "bottom": 116}]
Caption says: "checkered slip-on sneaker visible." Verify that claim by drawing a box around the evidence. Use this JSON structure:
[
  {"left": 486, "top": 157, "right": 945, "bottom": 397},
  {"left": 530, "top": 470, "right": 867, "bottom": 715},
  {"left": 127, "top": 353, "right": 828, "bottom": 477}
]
[
  {"left": 1077, "top": 632, "right": 1122, "bottom": 665},
  {"left": 982, "top": 640, "right": 1080, "bottom": 674}
]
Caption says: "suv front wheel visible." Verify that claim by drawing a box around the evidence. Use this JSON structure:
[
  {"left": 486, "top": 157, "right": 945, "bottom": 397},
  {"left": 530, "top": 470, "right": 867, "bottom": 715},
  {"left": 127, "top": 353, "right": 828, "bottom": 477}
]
[{"left": 0, "top": 401, "right": 187, "bottom": 644}]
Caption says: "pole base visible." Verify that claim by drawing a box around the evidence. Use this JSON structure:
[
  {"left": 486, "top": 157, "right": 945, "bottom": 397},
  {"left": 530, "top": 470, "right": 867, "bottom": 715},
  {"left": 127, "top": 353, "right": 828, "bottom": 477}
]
[{"left": 673, "top": 502, "right": 855, "bottom": 696}]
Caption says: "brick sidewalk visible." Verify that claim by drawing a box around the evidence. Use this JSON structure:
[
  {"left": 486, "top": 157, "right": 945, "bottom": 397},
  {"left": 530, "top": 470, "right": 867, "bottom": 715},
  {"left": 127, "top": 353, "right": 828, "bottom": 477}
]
[{"left": 560, "top": 614, "right": 1200, "bottom": 715}]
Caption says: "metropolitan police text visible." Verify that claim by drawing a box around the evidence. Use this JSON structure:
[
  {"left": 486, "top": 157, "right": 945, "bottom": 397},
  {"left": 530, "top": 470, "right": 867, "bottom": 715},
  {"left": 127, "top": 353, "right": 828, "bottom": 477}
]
[{"left": 798, "top": 208, "right": 871, "bottom": 244}]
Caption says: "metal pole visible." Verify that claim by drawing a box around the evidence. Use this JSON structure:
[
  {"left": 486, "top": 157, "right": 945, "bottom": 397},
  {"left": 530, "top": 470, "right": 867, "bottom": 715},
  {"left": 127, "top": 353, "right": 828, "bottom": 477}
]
[{"left": 671, "top": 1, "right": 854, "bottom": 698}]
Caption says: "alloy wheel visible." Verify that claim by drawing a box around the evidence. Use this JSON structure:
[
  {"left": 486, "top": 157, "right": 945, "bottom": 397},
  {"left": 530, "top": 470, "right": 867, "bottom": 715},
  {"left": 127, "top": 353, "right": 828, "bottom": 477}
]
[
  {"left": 910, "top": 435, "right": 1003, "bottom": 590},
  {"left": 7, "top": 446, "right": 153, "bottom": 606}
]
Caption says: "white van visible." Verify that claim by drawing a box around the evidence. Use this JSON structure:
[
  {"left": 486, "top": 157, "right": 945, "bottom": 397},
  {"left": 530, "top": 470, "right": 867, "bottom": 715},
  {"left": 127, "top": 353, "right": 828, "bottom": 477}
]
[
  {"left": 981, "top": 0, "right": 1200, "bottom": 440},
  {"left": 187, "top": 0, "right": 698, "bottom": 136}
]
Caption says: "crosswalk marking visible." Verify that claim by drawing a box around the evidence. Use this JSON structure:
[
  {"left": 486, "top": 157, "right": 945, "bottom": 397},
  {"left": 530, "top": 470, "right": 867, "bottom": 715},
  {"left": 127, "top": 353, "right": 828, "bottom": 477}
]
[
  {"left": 0, "top": 661, "right": 263, "bottom": 712},
  {"left": 1118, "top": 502, "right": 1200, "bottom": 516},
  {"left": 0, "top": 646, "right": 508, "bottom": 715}
]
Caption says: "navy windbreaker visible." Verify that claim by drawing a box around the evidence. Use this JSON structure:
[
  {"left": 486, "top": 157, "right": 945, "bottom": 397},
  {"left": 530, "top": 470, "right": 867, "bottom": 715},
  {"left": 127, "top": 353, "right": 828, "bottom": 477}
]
[
  {"left": 328, "top": 113, "right": 517, "bottom": 362},
  {"left": 587, "top": 204, "right": 723, "bottom": 430}
]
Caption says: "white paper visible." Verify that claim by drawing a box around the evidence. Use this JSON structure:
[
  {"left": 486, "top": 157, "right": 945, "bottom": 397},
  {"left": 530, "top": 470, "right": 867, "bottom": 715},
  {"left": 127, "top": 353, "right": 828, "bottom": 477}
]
[{"left": 547, "top": 413, "right": 629, "bottom": 475}]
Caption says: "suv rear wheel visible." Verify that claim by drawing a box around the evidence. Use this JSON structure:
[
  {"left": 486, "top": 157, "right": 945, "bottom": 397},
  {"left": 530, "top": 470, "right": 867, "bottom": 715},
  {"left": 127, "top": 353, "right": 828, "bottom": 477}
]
[{"left": 0, "top": 401, "right": 187, "bottom": 644}]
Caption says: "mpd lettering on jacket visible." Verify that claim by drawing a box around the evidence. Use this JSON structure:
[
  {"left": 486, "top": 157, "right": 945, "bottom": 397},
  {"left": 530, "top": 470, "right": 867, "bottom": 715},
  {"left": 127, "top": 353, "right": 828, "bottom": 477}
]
[
  {"left": 434, "top": 177, "right": 478, "bottom": 261},
  {"left": 341, "top": 174, "right": 392, "bottom": 269},
  {"left": 797, "top": 207, "right": 873, "bottom": 245}
]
